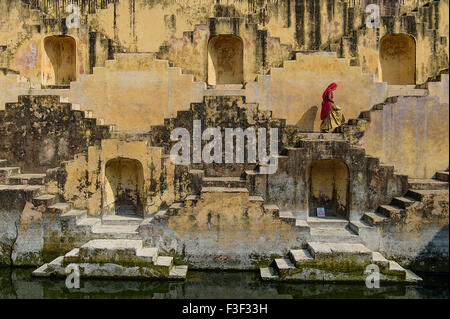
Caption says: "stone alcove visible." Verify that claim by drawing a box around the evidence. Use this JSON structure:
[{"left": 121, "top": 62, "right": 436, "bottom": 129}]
[
  {"left": 379, "top": 33, "right": 416, "bottom": 85},
  {"left": 42, "top": 35, "right": 76, "bottom": 86},
  {"left": 103, "top": 157, "right": 144, "bottom": 217},
  {"left": 308, "top": 159, "right": 350, "bottom": 218},
  {"left": 207, "top": 35, "right": 244, "bottom": 86}
]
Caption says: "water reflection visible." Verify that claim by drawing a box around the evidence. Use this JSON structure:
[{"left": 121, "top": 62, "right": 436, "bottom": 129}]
[{"left": 0, "top": 267, "right": 447, "bottom": 299}]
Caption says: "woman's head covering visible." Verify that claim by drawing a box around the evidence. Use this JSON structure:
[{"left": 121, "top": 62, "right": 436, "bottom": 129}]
[{"left": 320, "top": 82, "right": 337, "bottom": 120}]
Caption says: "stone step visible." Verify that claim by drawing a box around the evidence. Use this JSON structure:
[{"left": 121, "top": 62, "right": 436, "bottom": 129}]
[
  {"left": 64, "top": 248, "right": 80, "bottom": 263},
  {"left": 32, "top": 263, "right": 50, "bottom": 277},
  {"left": 0, "top": 184, "right": 44, "bottom": 203},
  {"left": 260, "top": 266, "right": 279, "bottom": 280},
  {"left": 309, "top": 226, "right": 361, "bottom": 243},
  {"left": 387, "top": 87, "right": 428, "bottom": 97},
  {"left": 294, "top": 219, "right": 310, "bottom": 233},
  {"left": 61, "top": 209, "right": 88, "bottom": 223},
  {"left": 91, "top": 224, "right": 139, "bottom": 238},
  {"left": 371, "top": 252, "right": 389, "bottom": 271},
  {"left": 210, "top": 84, "right": 244, "bottom": 90},
  {"left": 404, "top": 269, "right": 423, "bottom": 283},
  {"left": 248, "top": 195, "right": 264, "bottom": 203},
  {"left": 47, "top": 202, "right": 73, "bottom": 214},
  {"left": 435, "top": 171, "right": 449, "bottom": 182},
  {"left": 306, "top": 216, "right": 348, "bottom": 228},
  {"left": 348, "top": 220, "right": 373, "bottom": 235},
  {"left": 278, "top": 211, "right": 296, "bottom": 225},
  {"left": 390, "top": 196, "right": 416, "bottom": 209},
  {"left": 406, "top": 189, "right": 449, "bottom": 201},
  {"left": 152, "top": 209, "right": 169, "bottom": 221},
  {"left": 77, "top": 217, "right": 101, "bottom": 232},
  {"left": 169, "top": 265, "right": 188, "bottom": 279},
  {"left": 8, "top": 173, "right": 46, "bottom": 185},
  {"left": 47, "top": 256, "right": 64, "bottom": 272},
  {"left": 101, "top": 214, "right": 143, "bottom": 226},
  {"left": 300, "top": 133, "right": 345, "bottom": 141},
  {"left": 263, "top": 204, "right": 280, "bottom": 215},
  {"left": 408, "top": 178, "right": 448, "bottom": 190},
  {"left": 78, "top": 239, "right": 143, "bottom": 263},
  {"left": 32, "top": 194, "right": 59, "bottom": 207},
  {"left": 273, "top": 257, "right": 296, "bottom": 276},
  {"left": 289, "top": 249, "right": 314, "bottom": 266},
  {"left": 388, "top": 260, "right": 407, "bottom": 280},
  {"left": 202, "top": 176, "right": 246, "bottom": 188},
  {"left": 0, "top": 167, "right": 21, "bottom": 182},
  {"left": 377, "top": 205, "right": 403, "bottom": 218},
  {"left": 136, "top": 247, "right": 159, "bottom": 262},
  {"left": 201, "top": 187, "right": 249, "bottom": 194},
  {"left": 362, "top": 212, "right": 389, "bottom": 226},
  {"left": 155, "top": 256, "right": 174, "bottom": 272},
  {"left": 204, "top": 89, "right": 246, "bottom": 96},
  {"left": 307, "top": 242, "right": 372, "bottom": 263}
]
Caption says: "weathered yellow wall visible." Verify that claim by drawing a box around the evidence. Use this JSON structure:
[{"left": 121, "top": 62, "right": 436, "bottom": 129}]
[
  {"left": 360, "top": 87, "right": 449, "bottom": 179},
  {"left": 246, "top": 52, "right": 388, "bottom": 131},
  {"left": 0, "top": 73, "right": 29, "bottom": 109},
  {"left": 68, "top": 53, "right": 205, "bottom": 131}
]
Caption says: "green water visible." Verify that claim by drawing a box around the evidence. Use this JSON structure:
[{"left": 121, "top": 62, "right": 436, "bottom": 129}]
[{"left": 0, "top": 267, "right": 447, "bottom": 299}]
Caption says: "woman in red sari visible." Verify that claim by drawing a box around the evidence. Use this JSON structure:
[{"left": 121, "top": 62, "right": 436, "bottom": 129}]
[{"left": 320, "top": 82, "right": 346, "bottom": 132}]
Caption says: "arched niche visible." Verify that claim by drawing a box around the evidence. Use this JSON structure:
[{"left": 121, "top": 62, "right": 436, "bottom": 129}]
[
  {"left": 207, "top": 35, "right": 244, "bottom": 86},
  {"left": 104, "top": 158, "right": 144, "bottom": 217},
  {"left": 308, "top": 159, "right": 349, "bottom": 218},
  {"left": 42, "top": 35, "right": 76, "bottom": 86},
  {"left": 379, "top": 34, "right": 416, "bottom": 85}
]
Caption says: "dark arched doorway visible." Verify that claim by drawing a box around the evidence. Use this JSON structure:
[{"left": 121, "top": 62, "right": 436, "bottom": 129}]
[
  {"left": 379, "top": 34, "right": 416, "bottom": 85},
  {"left": 207, "top": 35, "right": 244, "bottom": 86},
  {"left": 42, "top": 35, "right": 76, "bottom": 86},
  {"left": 104, "top": 158, "right": 144, "bottom": 217},
  {"left": 308, "top": 160, "right": 349, "bottom": 218}
]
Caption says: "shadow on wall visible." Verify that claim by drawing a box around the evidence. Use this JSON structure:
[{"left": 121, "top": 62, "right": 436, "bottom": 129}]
[
  {"left": 411, "top": 225, "right": 449, "bottom": 273},
  {"left": 295, "top": 106, "right": 318, "bottom": 132}
]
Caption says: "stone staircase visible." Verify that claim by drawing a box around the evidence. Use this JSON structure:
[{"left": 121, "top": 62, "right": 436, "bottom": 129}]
[
  {"left": 1, "top": 155, "right": 189, "bottom": 275},
  {"left": 362, "top": 170, "right": 449, "bottom": 226},
  {"left": 306, "top": 216, "right": 361, "bottom": 244},
  {"left": 144, "top": 94, "right": 414, "bottom": 253},
  {"left": 260, "top": 241, "right": 422, "bottom": 283},
  {"left": 33, "top": 238, "right": 188, "bottom": 280},
  {"left": 387, "top": 85, "right": 429, "bottom": 97},
  {"left": 336, "top": 72, "right": 449, "bottom": 144}
]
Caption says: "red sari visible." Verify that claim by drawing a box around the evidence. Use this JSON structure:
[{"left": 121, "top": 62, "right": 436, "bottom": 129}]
[
  {"left": 320, "top": 82, "right": 345, "bottom": 132},
  {"left": 320, "top": 82, "right": 337, "bottom": 120}
]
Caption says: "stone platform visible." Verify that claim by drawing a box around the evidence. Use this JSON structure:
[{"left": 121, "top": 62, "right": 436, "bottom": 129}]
[
  {"left": 260, "top": 241, "right": 422, "bottom": 283},
  {"left": 32, "top": 239, "right": 188, "bottom": 280}
]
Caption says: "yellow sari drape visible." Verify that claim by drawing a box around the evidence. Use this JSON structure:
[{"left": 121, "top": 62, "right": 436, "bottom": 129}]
[{"left": 320, "top": 104, "right": 345, "bottom": 132}]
